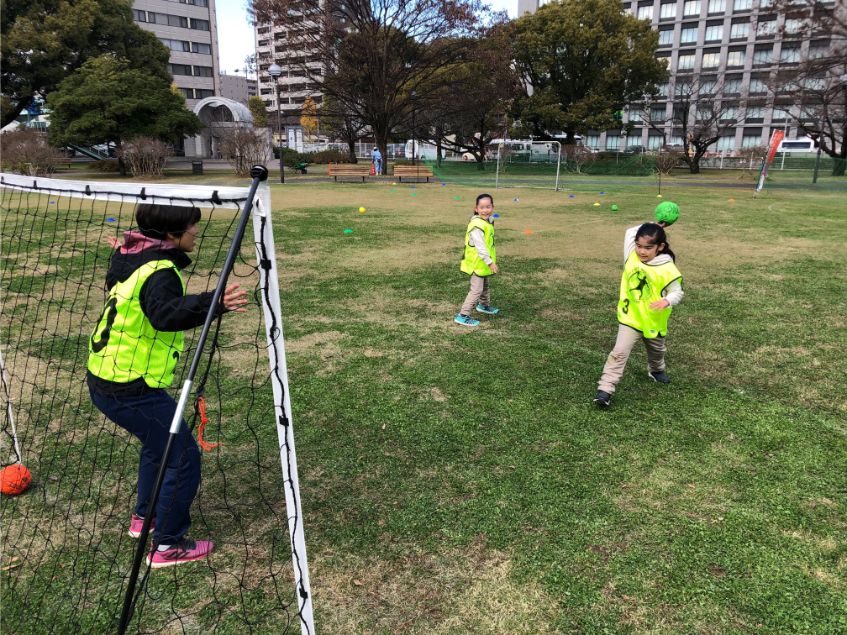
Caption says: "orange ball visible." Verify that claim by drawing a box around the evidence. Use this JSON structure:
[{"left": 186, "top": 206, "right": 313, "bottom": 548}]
[{"left": 1, "top": 464, "right": 32, "bottom": 496}]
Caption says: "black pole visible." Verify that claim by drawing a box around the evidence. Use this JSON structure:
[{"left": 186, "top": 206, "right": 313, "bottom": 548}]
[
  {"left": 117, "top": 165, "right": 269, "bottom": 635},
  {"left": 812, "top": 147, "right": 822, "bottom": 184},
  {"left": 275, "top": 84, "right": 285, "bottom": 184}
]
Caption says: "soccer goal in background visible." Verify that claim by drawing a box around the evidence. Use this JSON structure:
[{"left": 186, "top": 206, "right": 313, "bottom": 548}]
[{"left": 0, "top": 169, "right": 314, "bottom": 633}]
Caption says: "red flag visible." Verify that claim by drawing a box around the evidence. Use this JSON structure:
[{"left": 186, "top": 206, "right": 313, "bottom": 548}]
[{"left": 766, "top": 130, "right": 785, "bottom": 165}]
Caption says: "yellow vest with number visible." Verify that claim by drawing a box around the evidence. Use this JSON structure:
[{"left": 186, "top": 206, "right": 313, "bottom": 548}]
[
  {"left": 616, "top": 251, "right": 682, "bottom": 338},
  {"left": 460, "top": 216, "right": 496, "bottom": 276},
  {"left": 87, "top": 260, "right": 185, "bottom": 388}
]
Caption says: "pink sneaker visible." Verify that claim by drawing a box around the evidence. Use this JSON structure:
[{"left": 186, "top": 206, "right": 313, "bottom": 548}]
[
  {"left": 146, "top": 538, "right": 215, "bottom": 569},
  {"left": 128, "top": 514, "right": 155, "bottom": 538}
]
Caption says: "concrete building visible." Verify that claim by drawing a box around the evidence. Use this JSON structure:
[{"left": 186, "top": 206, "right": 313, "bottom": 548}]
[
  {"left": 516, "top": 0, "right": 838, "bottom": 153},
  {"left": 131, "top": 0, "right": 221, "bottom": 109},
  {"left": 254, "top": 17, "right": 323, "bottom": 145},
  {"left": 219, "top": 72, "right": 258, "bottom": 105}
]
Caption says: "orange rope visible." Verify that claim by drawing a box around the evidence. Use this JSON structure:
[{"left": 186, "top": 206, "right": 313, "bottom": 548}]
[{"left": 195, "top": 395, "right": 221, "bottom": 452}]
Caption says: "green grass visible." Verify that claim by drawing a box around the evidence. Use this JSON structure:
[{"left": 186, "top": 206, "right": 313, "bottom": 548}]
[{"left": 2, "top": 174, "right": 846, "bottom": 633}]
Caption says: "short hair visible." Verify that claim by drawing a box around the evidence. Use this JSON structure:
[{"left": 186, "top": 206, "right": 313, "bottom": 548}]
[{"left": 135, "top": 203, "right": 201, "bottom": 239}]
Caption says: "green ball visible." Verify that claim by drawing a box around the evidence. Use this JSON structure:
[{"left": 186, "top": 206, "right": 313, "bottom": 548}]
[
  {"left": 611, "top": 204, "right": 619, "bottom": 212},
  {"left": 655, "top": 201, "right": 680, "bottom": 225}
]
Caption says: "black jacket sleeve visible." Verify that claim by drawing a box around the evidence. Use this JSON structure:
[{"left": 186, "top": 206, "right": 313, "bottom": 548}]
[{"left": 139, "top": 269, "right": 222, "bottom": 332}]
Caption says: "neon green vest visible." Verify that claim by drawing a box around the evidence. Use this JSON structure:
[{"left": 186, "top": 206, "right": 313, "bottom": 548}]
[
  {"left": 460, "top": 216, "right": 496, "bottom": 276},
  {"left": 617, "top": 251, "right": 682, "bottom": 338},
  {"left": 87, "top": 260, "right": 186, "bottom": 388}
]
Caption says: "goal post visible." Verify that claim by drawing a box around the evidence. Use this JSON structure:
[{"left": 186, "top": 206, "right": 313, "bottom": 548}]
[
  {"left": 493, "top": 140, "right": 562, "bottom": 191},
  {"left": 0, "top": 169, "right": 314, "bottom": 634}
]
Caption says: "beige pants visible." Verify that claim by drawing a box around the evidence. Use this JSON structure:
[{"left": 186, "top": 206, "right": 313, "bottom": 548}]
[
  {"left": 460, "top": 274, "right": 491, "bottom": 316},
  {"left": 598, "top": 324, "right": 666, "bottom": 394}
]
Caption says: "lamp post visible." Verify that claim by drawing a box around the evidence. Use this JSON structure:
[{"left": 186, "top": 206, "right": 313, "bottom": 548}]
[
  {"left": 268, "top": 63, "right": 285, "bottom": 183},
  {"left": 410, "top": 90, "right": 417, "bottom": 166}
]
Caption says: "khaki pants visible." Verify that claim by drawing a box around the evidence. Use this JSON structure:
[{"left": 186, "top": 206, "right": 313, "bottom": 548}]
[
  {"left": 460, "top": 274, "right": 491, "bottom": 316},
  {"left": 598, "top": 324, "right": 666, "bottom": 394}
]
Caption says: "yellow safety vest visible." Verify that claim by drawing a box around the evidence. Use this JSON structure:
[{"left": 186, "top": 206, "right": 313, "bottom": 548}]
[
  {"left": 87, "top": 260, "right": 185, "bottom": 388},
  {"left": 460, "top": 216, "right": 496, "bottom": 276},
  {"left": 616, "top": 251, "right": 682, "bottom": 338}
]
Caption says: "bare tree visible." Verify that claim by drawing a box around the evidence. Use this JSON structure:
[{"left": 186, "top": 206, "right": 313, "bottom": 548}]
[
  {"left": 251, "top": 0, "right": 493, "bottom": 174},
  {"left": 216, "top": 126, "right": 272, "bottom": 176}
]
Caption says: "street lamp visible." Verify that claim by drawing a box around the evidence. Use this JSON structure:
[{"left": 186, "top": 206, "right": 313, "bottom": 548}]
[
  {"left": 268, "top": 63, "right": 285, "bottom": 183},
  {"left": 410, "top": 90, "right": 416, "bottom": 166}
]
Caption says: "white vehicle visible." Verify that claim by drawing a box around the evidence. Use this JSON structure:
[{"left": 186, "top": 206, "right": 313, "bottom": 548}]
[
  {"left": 404, "top": 140, "right": 441, "bottom": 161},
  {"left": 777, "top": 136, "right": 819, "bottom": 153}
]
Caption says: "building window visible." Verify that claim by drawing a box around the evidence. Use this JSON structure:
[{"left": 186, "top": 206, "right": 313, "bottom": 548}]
[
  {"left": 717, "top": 136, "right": 735, "bottom": 151},
  {"left": 726, "top": 49, "right": 745, "bottom": 67},
  {"left": 753, "top": 46, "right": 772, "bottom": 64},
  {"left": 746, "top": 106, "right": 764, "bottom": 122},
  {"left": 648, "top": 134, "right": 663, "bottom": 149},
  {"left": 192, "top": 42, "right": 212, "bottom": 54},
  {"left": 195, "top": 89, "right": 215, "bottom": 99},
  {"left": 132, "top": 9, "right": 147, "bottom": 21},
  {"left": 683, "top": 0, "right": 701, "bottom": 16},
  {"left": 160, "top": 38, "right": 191, "bottom": 52},
  {"left": 748, "top": 78, "right": 768, "bottom": 93},
  {"left": 177, "top": 87, "right": 192, "bottom": 99},
  {"left": 637, "top": 4, "right": 654, "bottom": 20},
  {"left": 167, "top": 14, "right": 188, "bottom": 27},
  {"left": 585, "top": 135, "right": 600, "bottom": 148},
  {"left": 705, "top": 24, "right": 723, "bottom": 41},
  {"left": 677, "top": 53, "right": 696, "bottom": 70},
  {"left": 659, "top": 28, "right": 674, "bottom": 46},
  {"left": 656, "top": 53, "right": 672, "bottom": 68},
  {"left": 606, "top": 136, "right": 621, "bottom": 150},
  {"left": 169, "top": 63, "right": 193, "bottom": 76},
  {"left": 723, "top": 78, "right": 742, "bottom": 93},
  {"left": 190, "top": 18, "right": 210, "bottom": 31},
  {"left": 702, "top": 52, "right": 721, "bottom": 68},
  {"left": 807, "top": 41, "right": 830, "bottom": 59},
  {"left": 730, "top": 21, "right": 749, "bottom": 39},
  {"left": 771, "top": 107, "right": 789, "bottom": 121},
  {"left": 681, "top": 26, "right": 699, "bottom": 43},
  {"left": 756, "top": 19, "right": 776, "bottom": 37},
  {"left": 651, "top": 106, "right": 667, "bottom": 121},
  {"left": 708, "top": 0, "right": 726, "bottom": 12},
  {"left": 193, "top": 65, "right": 213, "bottom": 77},
  {"left": 779, "top": 46, "right": 800, "bottom": 63},
  {"left": 741, "top": 131, "right": 763, "bottom": 148},
  {"left": 657, "top": 82, "right": 669, "bottom": 97},
  {"left": 721, "top": 106, "right": 738, "bottom": 121},
  {"left": 660, "top": 2, "right": 677, "bottom": 18},
  {"left": 700, "top": 79, "right": 717, "bottom": 94},
  {"left": 733, "top": 0, "right": 752, "bottom": 9}
]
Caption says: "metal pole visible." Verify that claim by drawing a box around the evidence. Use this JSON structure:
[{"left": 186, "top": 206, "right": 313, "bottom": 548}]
[
  {"left": 412, "top": 108, "right": 416, "bottom": 166},
  {"left": 554, "top": 141, "right": 561, "bottom": 191},
  {"left": 812, "top": 147, "right": 822, "bottom": 184},
  {"left": 117, "top": 166, "right": 270, "bottom": 635},
  {"left": 275, "top": 83, "right": 285, "bottom": 183}
]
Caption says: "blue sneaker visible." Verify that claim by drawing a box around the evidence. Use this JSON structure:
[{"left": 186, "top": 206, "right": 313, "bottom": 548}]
[
  {"left": 454, "top": 313, "right": 480, "bottom": 327},
  {"left": 648, "top": 371, "right": 670, "bottom": 384},
  {"left": 475, "top": 304, "right": 501, "bottom": 315}
]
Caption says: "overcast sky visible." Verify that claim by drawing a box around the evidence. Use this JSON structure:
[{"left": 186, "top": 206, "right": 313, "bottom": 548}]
[{"left": 215, "top": 0, "right": 518, "bottom": 76}]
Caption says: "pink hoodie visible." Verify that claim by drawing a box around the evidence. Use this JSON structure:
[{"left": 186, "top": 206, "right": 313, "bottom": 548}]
[{"left": 119, "top": 230, "right": 171, "bottom": 255}]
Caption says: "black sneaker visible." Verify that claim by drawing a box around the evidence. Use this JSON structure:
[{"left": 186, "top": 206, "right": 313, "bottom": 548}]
[
  {"left": 648, "top": 371, "right": 670, "bottom": 384},
  {"left": 593, "top": 390, "right": 611, "bottom": 408}
]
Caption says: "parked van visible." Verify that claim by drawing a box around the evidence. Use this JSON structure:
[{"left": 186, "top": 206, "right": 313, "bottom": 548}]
[{"left": 776, "top": 136, "right": 819, "bottom": 153}]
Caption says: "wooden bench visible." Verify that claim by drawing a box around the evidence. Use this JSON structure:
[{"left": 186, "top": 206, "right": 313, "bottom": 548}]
[
  {"left": 393, "top": 165, "right": 434, "bottom": 182},
  {"left": 328, "top": 164, "right": 370, "bottom": 182}
]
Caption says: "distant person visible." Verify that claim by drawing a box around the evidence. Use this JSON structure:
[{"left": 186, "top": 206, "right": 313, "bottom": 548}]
[
  {"left": 454, "top": 194, "right": 500, "bottom": 327},
  {"left": 87, "top": 203, "right": 249, "bottom": 567},
  {"left": 594, "top": 207, "right": 682, "bottom": 408},
  {"left": 371, "top": 147, "right": 382, "bottom": 174}
]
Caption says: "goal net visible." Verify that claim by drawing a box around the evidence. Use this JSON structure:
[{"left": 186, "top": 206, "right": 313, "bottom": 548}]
[{"left": 0, "top": 171, "right": 313, "bottom": 633}]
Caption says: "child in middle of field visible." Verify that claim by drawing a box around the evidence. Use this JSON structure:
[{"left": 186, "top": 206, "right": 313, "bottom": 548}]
[
  {"left": 454, "top": 194, "right": 500, "bottom": 327},
  {"left": 594, "top": 219, "right": 683, "bottom": 407}
]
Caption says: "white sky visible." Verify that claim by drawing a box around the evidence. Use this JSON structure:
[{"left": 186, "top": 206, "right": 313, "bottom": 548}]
[{"left": 215, "top": 0, "right": 518, "bottom": 76}]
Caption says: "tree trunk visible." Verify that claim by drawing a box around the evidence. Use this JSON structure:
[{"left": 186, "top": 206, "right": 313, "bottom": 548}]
[
  {"left": 832, "top": 156, "right": 846, "bottom": 177},
  {"left": 688, "top": 160, "right": 701, "bottom": 174},
  {"left": 346, "top": 138, "right": 356, "bottom": 163}
]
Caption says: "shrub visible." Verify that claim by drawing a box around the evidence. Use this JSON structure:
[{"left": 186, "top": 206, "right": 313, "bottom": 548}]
[
  {"left": 118, "top": 137, "right": 170, "bottom": 177},
  {"left": 0, "top": 128, "right": 66, "bottom": 175},
  {"left": 655, "top": 150, "right": 682, "bottom": 175},
  {"left": 217, "top": 127, "right": 271, "bottom": 177}
]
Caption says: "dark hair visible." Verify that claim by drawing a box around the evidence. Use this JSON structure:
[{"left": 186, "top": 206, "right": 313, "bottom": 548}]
[
  {"left": 636, "top": 222, "right": 676, "bottom": 261},
  {"left": 135, "top": 203, "right": 201, "bottom": 239},
  {"left": 476, "top": 193, "right": 494, "bottom": 206}
]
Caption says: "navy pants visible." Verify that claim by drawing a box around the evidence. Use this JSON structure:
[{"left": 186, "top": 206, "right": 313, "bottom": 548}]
[{"left": 90, "top": 387, "right": 201, "bottom": 544}]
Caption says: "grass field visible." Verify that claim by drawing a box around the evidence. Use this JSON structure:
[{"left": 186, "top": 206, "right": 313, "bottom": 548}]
[{"left": 2, "top": 171, "right": 846, "bottom": 633}]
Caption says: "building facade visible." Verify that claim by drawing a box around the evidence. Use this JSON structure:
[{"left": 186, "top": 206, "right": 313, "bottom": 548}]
[
  {"left": 131, "top": 0, "right": 221, "bottom": 109},
  {"left": 219, "top": 73, "right": 258, "bottom": 105},
  {"left": 518, "top": 0, "right": 837, "bottom": 153}
]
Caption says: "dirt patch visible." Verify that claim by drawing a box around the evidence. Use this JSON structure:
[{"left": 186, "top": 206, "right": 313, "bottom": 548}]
[{"left": 313, "top": 543, "right": 559, "bottom": 634}]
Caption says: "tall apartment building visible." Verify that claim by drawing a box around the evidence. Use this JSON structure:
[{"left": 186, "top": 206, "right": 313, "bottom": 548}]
[
  {"left": 519, "top": 0, "right": 838, "bottom": 153},
  {"left": 219, "top": 73, "right": 258, "bottom": 105},
  {"left": 254, "top": 19, "right": 324, "bottom": 131},
  {"left": 131, "top": 0, "right": 221, "bottom": 109}
]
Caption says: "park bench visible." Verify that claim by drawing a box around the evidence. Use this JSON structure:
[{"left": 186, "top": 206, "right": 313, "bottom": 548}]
[
  {"left": 393, "top": 165, "right": 434, "bottom": 182},
  {"left": 328, "top": 164, "right": 370, "bottom": 182}
]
